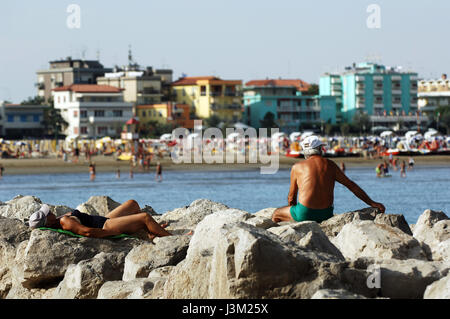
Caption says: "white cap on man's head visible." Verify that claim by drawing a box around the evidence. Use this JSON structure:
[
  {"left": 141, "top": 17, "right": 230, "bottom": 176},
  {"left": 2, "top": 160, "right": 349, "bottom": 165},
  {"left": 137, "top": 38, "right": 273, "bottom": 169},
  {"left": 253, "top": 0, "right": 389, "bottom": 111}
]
[
  {"left": 28, "top": 204, "right": 50, "bottom": 229},
  {"left": 301, "top": 135, "right": 325, "bottom": 150}
]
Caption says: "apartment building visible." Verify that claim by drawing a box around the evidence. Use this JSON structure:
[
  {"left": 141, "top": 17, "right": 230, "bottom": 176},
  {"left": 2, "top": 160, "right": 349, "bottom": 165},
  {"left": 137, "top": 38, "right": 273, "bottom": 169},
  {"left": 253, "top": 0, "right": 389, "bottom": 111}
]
[
  {"left": 171, "top": 76, "right": 242, "bottom": 122},
  {"left": 319, "top": 62, "right": 427, "bottom": 128},
  {"left": 36, "top": 57, "right": 112, "bottom": 102},
  {"left": 418, "top": 74, "right": 450, "bottom": 116},
  {"left": 243, "top": 79, "right": 336, "bottom": 133},
  {"left": 52, "top": 84, "right": 133, "bottom": 138},
  {"left": 0, "top": 102, "right": 48, "bottom": 138}
]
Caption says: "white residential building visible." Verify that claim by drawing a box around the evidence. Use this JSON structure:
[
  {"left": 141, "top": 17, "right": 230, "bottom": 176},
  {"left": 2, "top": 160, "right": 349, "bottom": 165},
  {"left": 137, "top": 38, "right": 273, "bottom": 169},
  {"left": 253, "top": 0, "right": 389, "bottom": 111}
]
[{"left": 52, "top": 84, "right": 133, "bottom": 138}]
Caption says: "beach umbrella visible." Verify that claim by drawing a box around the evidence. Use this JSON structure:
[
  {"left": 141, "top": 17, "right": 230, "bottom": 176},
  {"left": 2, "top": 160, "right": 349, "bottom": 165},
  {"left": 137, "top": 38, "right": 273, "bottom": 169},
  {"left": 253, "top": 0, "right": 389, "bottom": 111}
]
[
  {"left": 380, "top": 131, "right": 393, "bottom": 137},
  {"left": 160, "top": 133, "right": 173, "bottom": 141},
  {"left": 289, "top": 132, "right": 301, "bottom": 142},
  {"left": 233, "top": 122, "right": 251, "bottom": 130},
  {"left": 227, "top": 132, "right": 241, "bottom": 141},
  {"left": 405, "top": 131, "right": 418, "bottom": 139},
  {"left": 301, "top": 131, "right": 314, "bottom": 140}
]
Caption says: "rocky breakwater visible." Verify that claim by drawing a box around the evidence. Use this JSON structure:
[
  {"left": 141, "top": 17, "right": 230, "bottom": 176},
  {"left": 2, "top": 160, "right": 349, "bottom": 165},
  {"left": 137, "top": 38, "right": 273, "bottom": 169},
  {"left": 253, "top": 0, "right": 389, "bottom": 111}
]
[{"left": 0, "top": 195, "right": 449, "bottom": 299}]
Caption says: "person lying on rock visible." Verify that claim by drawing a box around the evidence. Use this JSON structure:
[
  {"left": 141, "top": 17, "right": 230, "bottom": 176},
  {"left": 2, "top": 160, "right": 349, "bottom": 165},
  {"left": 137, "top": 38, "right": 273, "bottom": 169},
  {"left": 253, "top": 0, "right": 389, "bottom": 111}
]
[
  {"left": 272, "top": 135, "right": 385, "bottom": 224},
  {"left": 28, "top": 199, "right": 172, "bottom": 240}
]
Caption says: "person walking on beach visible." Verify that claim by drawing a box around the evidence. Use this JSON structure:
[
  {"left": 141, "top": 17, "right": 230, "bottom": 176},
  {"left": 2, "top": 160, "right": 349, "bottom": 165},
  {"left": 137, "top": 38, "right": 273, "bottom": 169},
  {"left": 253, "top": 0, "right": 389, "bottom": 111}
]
[
  {"left": 272, "top": 135, "right": 385, "bottom": 223},
  {"left": 155, "top": 161, "right": 162, "bottom": 182},
  {"left": 28, "top": 200, "right": 172, "bottom": 240}
]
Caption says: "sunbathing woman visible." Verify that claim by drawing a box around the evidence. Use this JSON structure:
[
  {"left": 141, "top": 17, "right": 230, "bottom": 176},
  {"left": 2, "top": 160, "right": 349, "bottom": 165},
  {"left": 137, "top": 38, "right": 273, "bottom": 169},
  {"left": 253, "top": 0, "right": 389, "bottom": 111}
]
[{"left": 28, "top": 199, "right": 171, "bottom": 240}]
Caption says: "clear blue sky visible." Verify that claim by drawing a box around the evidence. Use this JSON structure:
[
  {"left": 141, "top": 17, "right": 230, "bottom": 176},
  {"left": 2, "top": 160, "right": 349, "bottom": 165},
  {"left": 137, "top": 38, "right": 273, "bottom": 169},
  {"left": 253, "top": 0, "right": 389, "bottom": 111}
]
[{"left": 1, "top": 0, "right": 449, "bottom": 102}]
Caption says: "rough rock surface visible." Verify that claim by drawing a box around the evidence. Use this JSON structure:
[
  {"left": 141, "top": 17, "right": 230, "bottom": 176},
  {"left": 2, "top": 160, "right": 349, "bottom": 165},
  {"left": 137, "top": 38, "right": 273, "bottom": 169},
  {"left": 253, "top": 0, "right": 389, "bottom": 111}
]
[{"left": 0, "top": 196, "right": 449, "bottom": 299}]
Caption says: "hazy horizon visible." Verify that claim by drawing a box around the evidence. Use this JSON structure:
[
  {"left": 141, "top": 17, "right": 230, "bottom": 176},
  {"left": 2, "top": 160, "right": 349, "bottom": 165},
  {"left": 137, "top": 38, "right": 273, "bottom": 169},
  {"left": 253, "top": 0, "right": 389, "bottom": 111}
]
[{"left": 1, "top": 0, "right": 450, "bottom": 102}]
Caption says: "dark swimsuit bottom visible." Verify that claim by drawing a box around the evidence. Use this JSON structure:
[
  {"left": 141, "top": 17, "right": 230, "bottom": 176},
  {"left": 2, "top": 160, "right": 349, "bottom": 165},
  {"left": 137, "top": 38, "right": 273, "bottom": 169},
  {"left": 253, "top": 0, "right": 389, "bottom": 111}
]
[{"left": 70, "top": 210, "right": 109, "bottom": 228}]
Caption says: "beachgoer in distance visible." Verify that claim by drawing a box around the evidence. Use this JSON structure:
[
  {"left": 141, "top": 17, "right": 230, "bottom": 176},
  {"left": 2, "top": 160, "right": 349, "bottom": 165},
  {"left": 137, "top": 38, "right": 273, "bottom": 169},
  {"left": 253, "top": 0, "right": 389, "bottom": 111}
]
[
  {"left": 340, "top": 162, "right": 346, "bottom": 173},
  {"left": 375, "top": 163, "right": 383, "bottom": 177},
  {"left": 156, "top": 161, "right": 162, "bottom": 182},
  {"left": 89, "top": 162, "right": 96, "bottom": 181},
  {"left": 400, "top": 160, "right": 407, "bottom": 178},
  {"left": 28, "top": 200, "right": 171, "bottom": 240},
  {"left": 272, "top": 135, "right": 385, "bottom": 223}
]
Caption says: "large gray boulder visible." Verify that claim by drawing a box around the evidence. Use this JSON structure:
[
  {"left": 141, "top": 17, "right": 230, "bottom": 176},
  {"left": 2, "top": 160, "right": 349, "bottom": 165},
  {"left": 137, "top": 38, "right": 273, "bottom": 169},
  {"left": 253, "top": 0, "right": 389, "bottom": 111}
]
[
  {"left": 423, "top": 273, "right": 450, "bottom": 299},
  {"left": 122, "top": 235, "right": 191, "bottom": 281},
  {"left": 80, "top": 196, "right": 122, "bottom": 216},
  {"left": 97, "top": 278, "right": 160, "bottom": 299},
  {"left": 310, "top": 288, "right": 367, "bottom": 299},
  {"left": 159, "top": 199, "right": 230, "bottom": 232},
  {"left": 371, "top": 259, "right": 449, "bottom": 299},
  {"left": 331, "top": 221, "right": 427, "bottom": 261},
  {"left": 268, "top": 221, "right": 344, "bottom": 260},
  {"left": 162, "top": 209, "right": 372, "bottom": 299},
  {"left": 12, "top": 229, "right": 139, "bottom": 290},
  {"left": 52, "top": 252, "right": 127, "bottom": 299},
  {"left": 413, "top": 209, "right": 449, "bottom": 261}
]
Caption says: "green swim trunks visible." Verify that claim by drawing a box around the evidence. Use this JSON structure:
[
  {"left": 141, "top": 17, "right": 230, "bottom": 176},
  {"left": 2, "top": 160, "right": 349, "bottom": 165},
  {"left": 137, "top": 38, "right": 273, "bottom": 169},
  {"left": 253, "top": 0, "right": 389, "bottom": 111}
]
[{"left": 290, "top": 202, "right": 334, "bottom": 223}]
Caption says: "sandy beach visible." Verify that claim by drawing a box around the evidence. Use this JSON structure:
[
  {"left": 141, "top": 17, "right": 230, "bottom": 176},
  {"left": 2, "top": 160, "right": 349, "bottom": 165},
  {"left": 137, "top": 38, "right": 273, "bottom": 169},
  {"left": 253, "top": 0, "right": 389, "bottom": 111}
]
[{"left": 1, "top": 154, "right": 449, "bottom": 175}]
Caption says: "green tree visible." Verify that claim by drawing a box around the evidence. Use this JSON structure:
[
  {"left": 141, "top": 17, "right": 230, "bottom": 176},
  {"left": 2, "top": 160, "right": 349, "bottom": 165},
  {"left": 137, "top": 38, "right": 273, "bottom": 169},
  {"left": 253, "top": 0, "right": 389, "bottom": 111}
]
[
  {"left": 260, "top": 112, "right": 278, "bottom": 129},
  {"left": 340, "top": 123, "right": 350, "bottom": 136},
  {"left": 205, "top": 114, "right": 222, "bottom": 128},
  {"left": 41, "top": 98, "right": 68, "bottom": 139},
  {"left": 352, "top": 111, "right": 372, "bottom": 134},
  {"left": 21, "top": 95, "right": 45, "bottom": 105},
  {"left": 305, "top": 83, "right": 319, "bottom": 95}
]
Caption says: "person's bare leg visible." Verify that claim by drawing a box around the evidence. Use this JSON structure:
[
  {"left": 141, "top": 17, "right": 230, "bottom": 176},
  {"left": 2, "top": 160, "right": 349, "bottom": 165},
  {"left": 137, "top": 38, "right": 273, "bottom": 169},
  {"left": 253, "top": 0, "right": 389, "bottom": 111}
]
[
  {"left": 105, "top": 200, "right": 141, "bottom": 219},
  {"left": 103, "top": 212, "right": 171, "bottom": 237},
  {"left": 272, "top": 206, "right": 295, "bottom": 223}
]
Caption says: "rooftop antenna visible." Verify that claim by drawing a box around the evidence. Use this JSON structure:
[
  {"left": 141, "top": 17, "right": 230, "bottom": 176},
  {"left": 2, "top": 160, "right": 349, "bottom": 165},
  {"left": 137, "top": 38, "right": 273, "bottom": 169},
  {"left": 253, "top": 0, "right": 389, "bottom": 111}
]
[
  {"left": 96, "top": 49, "right": 100, "bottom": 61},
  {"left": 128, "top": 44, "right": 133, "bottom": 66}
]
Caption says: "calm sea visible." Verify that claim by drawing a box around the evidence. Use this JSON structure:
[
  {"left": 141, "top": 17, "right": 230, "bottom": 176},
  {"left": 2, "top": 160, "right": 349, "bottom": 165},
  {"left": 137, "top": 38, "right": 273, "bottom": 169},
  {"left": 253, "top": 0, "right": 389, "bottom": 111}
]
[{"left": 0, "top": 166, "right": 449, "bottom": 224}]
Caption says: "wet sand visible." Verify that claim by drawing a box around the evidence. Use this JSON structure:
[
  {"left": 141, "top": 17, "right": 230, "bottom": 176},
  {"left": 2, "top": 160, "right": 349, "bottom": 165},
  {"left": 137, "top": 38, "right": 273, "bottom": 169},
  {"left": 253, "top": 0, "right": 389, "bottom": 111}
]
[{"left": 1, "top": 154, "right": 449, "bottom": 175}]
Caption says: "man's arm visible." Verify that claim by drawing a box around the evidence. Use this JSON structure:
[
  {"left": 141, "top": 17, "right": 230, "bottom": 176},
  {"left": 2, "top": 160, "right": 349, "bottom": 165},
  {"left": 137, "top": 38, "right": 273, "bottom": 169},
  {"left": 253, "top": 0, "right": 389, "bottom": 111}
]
[
  {"left": 334, "top": 162, "right": 385, "bottom": 213},
  {"left": 60, "top": 217, "right": 117, "bottom": 238},
  {"left": 287, "top": 165, "right": 299, "bottom": 206}
]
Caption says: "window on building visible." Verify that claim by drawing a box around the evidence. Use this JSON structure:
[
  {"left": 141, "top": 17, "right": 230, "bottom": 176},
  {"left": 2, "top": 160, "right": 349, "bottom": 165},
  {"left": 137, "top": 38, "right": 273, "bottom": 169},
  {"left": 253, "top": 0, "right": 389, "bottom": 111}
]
[
  {"left": 73, "top": 110, "right": 78, "bottom": 118},
  {"left": 73, "top": 127, "right": 79, "bottom": 134},
  {"left": 97, "top": 126, "right": 107, "bottom": 135},
  {"left": 80, "top": 127, "right": 88, "bottom": 134},
  {"left": 20, "top": 115, "right": 27, "bottom": 122},
  {"left": 142, "top": 111, "right": 146, "bottom": 117},
  {"left": 80, "top": 110, "right": 87, "bottom": 118},
  {"left": 113, "top": 110, "right": 123, "bottom": 117},
  {"left": 7, "top": 115, "right": 14, "bottom": 122},
  {"left": 95, "top": 110, "right": 105, "bottom": 117},
  {"left": 200, "top": 86, "right": 206, "bottom": 96},
  {"left": 33, "top": 115, "right": 40, "bottom": 122}
]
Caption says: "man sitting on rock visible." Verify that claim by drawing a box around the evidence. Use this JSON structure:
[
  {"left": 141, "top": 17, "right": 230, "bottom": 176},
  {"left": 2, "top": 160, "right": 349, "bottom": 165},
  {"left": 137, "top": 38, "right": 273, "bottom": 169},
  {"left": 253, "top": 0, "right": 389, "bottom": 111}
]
[
  {"left": 28, "top": 199, "right": 172, "bottom": 240},
  {"left": 272, "top": 135, "right": 385, "bottom": 223}
]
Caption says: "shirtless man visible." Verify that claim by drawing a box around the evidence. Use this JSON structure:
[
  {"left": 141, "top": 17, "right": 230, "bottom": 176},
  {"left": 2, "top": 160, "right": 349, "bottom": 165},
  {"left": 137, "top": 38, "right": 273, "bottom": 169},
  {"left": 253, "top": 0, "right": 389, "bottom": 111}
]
[{"left": 272, "top": 135, "right": 385, "bottom": 223}]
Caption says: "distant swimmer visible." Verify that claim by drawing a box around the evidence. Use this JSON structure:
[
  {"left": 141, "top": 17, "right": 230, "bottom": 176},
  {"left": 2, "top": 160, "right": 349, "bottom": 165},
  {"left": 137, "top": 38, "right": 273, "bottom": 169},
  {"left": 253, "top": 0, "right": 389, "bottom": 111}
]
[
  {"left": 89, "top": 162, "right": 96, "bottom": 181},
  {"left": 400, "top": 160, "right": 407, "bottom": 178},
  {"left": 272, "top": 135, "right": 385, "bottom": 224},
  {"left": 155, "top": 161, "right": 162, "bottom": 182},
  {"left": 117, "top": 168, "right": 121, "bottom": 179},
  {"left": 340, "top": 162, "right": 346, "bottom": 173},
  {"left": 0, "top": 163, "right": 4, "bottom": 179},
  {"left": 375, "top": 163, "right": 383, "bottom": 178}
]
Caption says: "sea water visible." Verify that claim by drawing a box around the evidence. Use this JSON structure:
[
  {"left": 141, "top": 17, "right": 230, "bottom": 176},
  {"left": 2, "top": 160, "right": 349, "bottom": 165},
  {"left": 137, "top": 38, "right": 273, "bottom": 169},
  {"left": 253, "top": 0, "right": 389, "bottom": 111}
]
[{"left": 0, "top": 166, "right": 449, "bottom": 224}]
